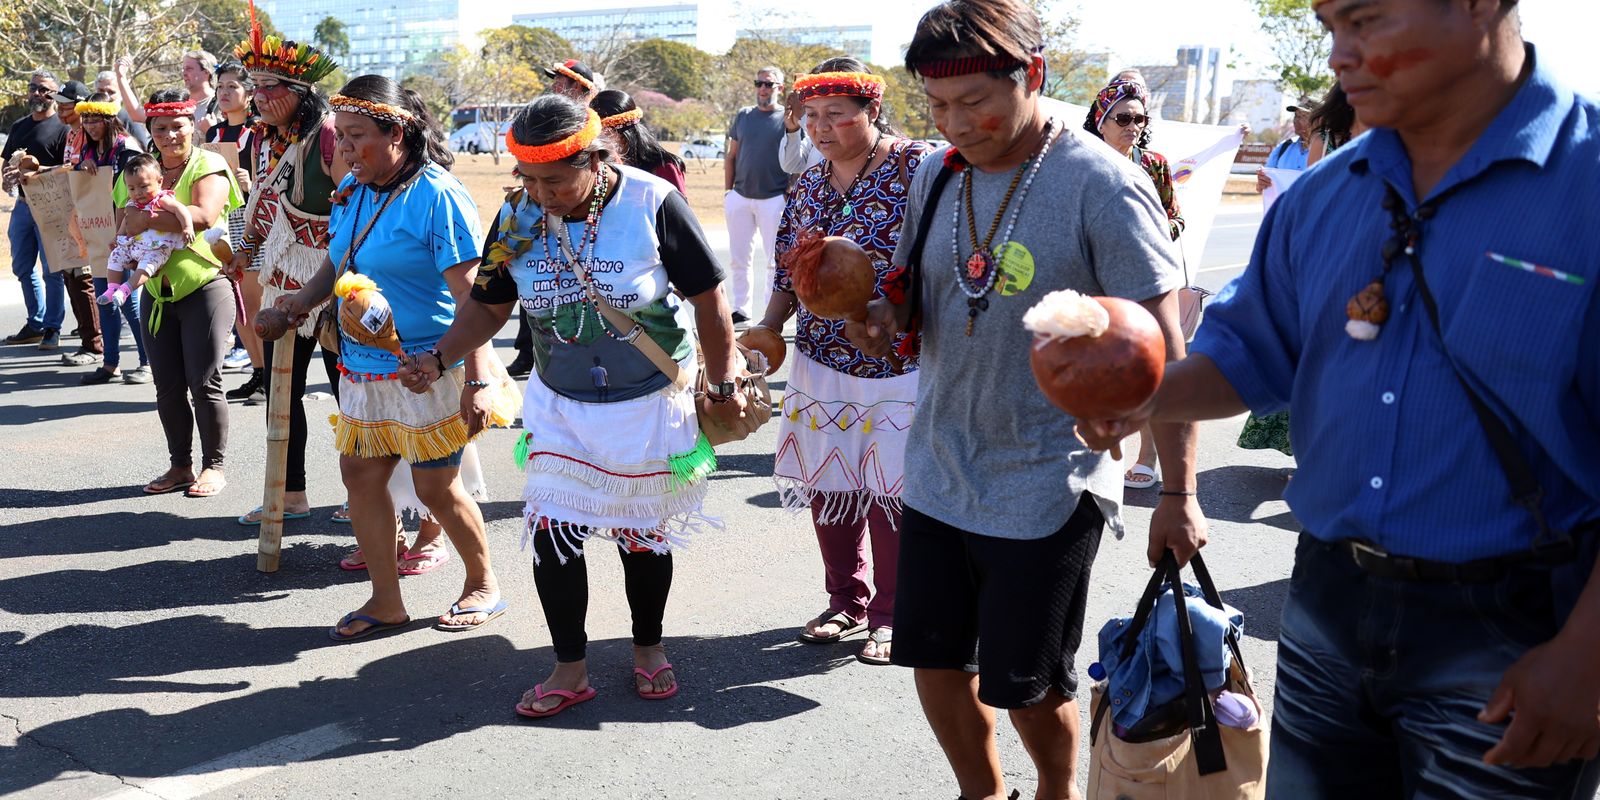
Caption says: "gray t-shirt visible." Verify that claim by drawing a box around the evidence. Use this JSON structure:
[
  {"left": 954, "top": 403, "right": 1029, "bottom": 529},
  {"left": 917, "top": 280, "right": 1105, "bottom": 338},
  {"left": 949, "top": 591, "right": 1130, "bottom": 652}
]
[
  {"left": 894, "top": 120, "right": 1181, "bottom": 540},
  {"left": 728, "top": 105, "right": 788, "bottom": 199}
]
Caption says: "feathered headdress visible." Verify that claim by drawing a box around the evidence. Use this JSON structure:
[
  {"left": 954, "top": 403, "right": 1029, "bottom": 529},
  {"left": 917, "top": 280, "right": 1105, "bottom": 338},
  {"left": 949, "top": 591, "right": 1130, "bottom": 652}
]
[{"left": 233, "top": 0, "right": 339, "bottom": 87}]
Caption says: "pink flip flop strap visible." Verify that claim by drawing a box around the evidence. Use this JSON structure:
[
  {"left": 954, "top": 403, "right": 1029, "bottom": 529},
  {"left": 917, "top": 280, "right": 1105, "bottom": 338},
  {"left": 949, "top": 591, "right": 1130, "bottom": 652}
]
[
  {"left": 534, "top": 683, "right": 588, "bottom": 701},
  {"left": 633, "top": 663, "right": 675, "bottom": 681}
]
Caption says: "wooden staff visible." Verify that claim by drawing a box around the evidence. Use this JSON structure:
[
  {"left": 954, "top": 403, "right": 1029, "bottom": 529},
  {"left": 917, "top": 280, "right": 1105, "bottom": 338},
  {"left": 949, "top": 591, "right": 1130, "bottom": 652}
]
[{"left": 257, "top": 334, "right": 297, "bottom": 572}]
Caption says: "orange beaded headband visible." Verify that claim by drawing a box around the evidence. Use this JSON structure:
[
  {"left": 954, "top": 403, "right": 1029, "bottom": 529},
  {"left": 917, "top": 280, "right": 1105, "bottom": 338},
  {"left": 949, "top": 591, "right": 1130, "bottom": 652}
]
[
  {"left": 553, "top": 64, "right": 595, "bottom": 93},
  {"left": 600, "top": 108, "right": 642, "bottom": 129},
  {"left": 507, "top": 109, "right": 602, "bottom": 164},
  {"left": 793, "top": 71, "right": 886, "bottom": 101},
  {"left": 329, "top": 94, "right": 415, "bottom": 125}
]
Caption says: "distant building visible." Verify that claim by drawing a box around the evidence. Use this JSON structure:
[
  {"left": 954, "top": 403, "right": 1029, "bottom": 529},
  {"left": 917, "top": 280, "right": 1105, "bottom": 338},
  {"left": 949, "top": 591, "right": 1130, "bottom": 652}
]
[
  {"left": 1223, "top": 79, "right": 1293, "bottom": 140},
  {"left": 259, "top": 0, "right": 503, "bottom": 80},
  {"left": 737, "top": 24, "right": 872, "bottom": 63},
  {"left": 1134, "top": 46, "right": 1224, "bottom": 124},
  {"left": 513, "top": 4, "right": 700, "bottom": 50}
]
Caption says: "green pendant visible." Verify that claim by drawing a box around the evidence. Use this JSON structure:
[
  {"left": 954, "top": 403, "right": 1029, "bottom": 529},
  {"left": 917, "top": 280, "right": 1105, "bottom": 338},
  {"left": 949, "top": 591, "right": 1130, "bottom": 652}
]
[{"left": 841, "top": 202, "right": 854, "bottom": 217}]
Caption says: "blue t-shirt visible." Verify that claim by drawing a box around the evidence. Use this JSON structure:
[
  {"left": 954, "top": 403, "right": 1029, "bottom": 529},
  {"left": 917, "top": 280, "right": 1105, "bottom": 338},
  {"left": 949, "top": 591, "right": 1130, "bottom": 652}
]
[
  {"left": 1265, "top": 137, "right": 1308, "bottom": 171},
  {"left": 328, "top": 163, "right": 482, "bottom": 375}
]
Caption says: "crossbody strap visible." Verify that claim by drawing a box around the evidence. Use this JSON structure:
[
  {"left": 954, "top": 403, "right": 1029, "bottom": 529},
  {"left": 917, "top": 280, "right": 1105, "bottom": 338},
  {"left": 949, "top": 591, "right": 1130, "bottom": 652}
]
[
  {"left": 551, "top": 219, "right": 692, "bottom": 391},
  {"left": 333, "top": 166, "right": 426, "bottom": 285},
  {"left": 905, "top": 164, "right": 956, "bottom": 333},
  {"left": 1404, "top": 211, "right": 1572, "bottom": 560}
]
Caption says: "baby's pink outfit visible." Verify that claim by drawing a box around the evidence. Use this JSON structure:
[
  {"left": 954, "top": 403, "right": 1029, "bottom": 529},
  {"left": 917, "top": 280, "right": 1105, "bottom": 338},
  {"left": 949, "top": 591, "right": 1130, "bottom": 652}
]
[{"left": 99, "top": 190, "right": 187, "bottom": 306}]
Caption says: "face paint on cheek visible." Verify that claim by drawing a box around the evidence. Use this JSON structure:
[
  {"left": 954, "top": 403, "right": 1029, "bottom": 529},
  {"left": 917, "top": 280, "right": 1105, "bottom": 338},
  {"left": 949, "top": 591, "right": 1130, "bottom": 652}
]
[
  {"left": 978, "top": 116, "right": 1004, "bottom": 132},
  {"left": 1368, "top": 48, "right": 1433, "bottom": 79},
  {"left": 835, "top": 118, "right": 859, "bottom": 128}
]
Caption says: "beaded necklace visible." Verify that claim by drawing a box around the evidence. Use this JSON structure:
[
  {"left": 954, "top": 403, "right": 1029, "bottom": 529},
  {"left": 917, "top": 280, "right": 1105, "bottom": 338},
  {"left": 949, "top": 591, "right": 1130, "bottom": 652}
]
[
  {"left": 821, "top": 129, "right": 883, "bottom": 219},
  {"left": 539, "top": 166, "right": 612, "bottom": 344},
  {"left": 951, "top": 119, "right": 1059, "bottom": 336}
]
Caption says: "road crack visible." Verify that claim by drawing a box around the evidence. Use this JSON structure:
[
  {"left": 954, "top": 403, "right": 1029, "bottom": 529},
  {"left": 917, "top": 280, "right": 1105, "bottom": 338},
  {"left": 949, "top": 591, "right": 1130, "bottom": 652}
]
[{"left": 3, "top": 711, "right": 158, "bottom": 797}]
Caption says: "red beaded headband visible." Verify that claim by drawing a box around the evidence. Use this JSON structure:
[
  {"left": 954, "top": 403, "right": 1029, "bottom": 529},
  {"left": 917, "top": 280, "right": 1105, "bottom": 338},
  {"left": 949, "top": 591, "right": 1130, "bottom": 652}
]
[
  {"left": 143, "top": 101, "right": 197, "bottom": 119},
  {"left": 912, "top": 54, "right": 1028, "bottom": 79},
  {"left": 793, "top": 71, "right": 886, "bottom": 101}
]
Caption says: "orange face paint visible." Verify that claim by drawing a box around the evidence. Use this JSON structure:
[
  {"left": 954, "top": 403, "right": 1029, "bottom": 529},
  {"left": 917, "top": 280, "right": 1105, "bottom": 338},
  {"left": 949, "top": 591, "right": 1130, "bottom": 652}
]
[{"left": 1368, "top": 48, "right": 1433, "bottom": 79}]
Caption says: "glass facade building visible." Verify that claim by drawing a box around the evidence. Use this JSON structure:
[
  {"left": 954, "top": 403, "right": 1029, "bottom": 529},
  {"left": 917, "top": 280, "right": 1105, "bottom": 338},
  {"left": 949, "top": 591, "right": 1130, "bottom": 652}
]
[
  {"left": 512, "top": 4, "right": 699, "bottom": 50},
  {"left": 736, "top": 25, "right": 872, "bottom": 63},
  {"left": 259, "top": 0, "right": 487, "bottom": 80}
]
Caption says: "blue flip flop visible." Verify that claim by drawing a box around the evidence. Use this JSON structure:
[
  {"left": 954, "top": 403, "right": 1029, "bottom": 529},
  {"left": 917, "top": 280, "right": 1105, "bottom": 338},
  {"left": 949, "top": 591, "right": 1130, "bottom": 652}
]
[
  {"left": 435, "top": 598, "right": 509, "bottom": 632},
  {"left": 237, "top": 506, "right": 313, "bottom": 526},
  {"left": 328, "top": 612, "right": 412, "bottom": 642}
]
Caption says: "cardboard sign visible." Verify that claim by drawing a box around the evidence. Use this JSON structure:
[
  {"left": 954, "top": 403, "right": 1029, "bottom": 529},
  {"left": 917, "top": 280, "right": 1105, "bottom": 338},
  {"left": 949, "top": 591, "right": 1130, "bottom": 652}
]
[
  {"left": 201, "top": 141, "right": 240, "bottom": 177},
  {"left": 70, "top": 170, "right": 117, "bottom": 278},
  {"left": 26, "top": 169, "right": 90, "bottom": 273}
]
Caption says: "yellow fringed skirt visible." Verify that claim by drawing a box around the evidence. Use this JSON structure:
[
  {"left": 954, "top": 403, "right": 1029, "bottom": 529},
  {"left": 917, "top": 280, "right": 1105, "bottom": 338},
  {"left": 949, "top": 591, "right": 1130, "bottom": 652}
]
[{"left": 334, "top": 364, "right": 520, "bottom": 463}]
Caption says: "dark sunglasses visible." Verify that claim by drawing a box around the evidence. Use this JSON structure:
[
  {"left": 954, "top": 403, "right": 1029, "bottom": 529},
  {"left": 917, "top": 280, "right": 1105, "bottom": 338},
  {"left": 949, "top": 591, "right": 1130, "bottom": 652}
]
[
  {"left": 753, "top": 80, "right": 778, "bottom": 88},
  {"left": 1113, "top": 112, "right": 1151, "bottom": 128},
  {"left": 27, "top": 84, "right": 53, "bottom": 94}
]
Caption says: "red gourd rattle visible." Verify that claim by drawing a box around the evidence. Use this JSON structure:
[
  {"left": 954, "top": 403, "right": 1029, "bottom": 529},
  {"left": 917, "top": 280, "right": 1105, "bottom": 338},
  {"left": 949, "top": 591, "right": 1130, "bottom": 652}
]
[
  {"left": 1022, "top": 290, "right": 1166, "bottom": 459},
  {"left": 781, "top": 229, "right": 901, "bottom": 367}
]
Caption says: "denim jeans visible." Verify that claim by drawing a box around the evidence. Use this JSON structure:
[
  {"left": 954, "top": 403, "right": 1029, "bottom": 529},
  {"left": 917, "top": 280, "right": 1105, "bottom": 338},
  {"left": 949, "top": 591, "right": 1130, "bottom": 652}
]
[
  {"left": 9, "top": 200, "right": 65, "bottom": 331},
  {"left": 1268, "top": 533, "right": 1600, "bottom": 799},
  {"left": 92, "top": 277, "right": 147, "bottom": 370}
]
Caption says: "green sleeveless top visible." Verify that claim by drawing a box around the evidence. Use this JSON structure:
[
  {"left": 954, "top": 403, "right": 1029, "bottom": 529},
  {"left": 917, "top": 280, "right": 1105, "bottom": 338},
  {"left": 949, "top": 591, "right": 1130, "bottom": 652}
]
[{"left": 114, "top": 148, "right": 244, "bottom": 331}]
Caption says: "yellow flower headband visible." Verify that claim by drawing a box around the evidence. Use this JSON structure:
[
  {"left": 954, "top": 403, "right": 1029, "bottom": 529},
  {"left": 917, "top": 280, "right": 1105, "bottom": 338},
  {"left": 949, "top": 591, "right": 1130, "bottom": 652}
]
[
  {"left": 329, "top": 94, "right": 415, "bottom": 125},
  {"left": 793, "top": 71, "right": 886, "bottom": 101},
  {"left": 507, "top": 109, "right": 602, "bottom": 164},
  {"left": 600, "top": 108, "right": 643, "bottom": 129},
  {"left": 75, "top": 100, "right": 121, "bottom": 118}
]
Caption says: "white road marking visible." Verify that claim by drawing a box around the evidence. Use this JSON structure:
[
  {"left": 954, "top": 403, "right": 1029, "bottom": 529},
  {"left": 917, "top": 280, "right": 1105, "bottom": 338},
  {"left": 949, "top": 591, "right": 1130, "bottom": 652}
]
[{"left": 91, "top": 722, "right": 357, "bottom": 800}]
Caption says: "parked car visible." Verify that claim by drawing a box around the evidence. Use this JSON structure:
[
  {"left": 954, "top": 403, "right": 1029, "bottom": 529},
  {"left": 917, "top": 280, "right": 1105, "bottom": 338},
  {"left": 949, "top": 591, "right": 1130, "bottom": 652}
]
[
  {"left": 679, "top": 138, "right": 724, "bottom": 160},
  {"left": 449, "top": 121, "right": 511, "bottom": 155}
]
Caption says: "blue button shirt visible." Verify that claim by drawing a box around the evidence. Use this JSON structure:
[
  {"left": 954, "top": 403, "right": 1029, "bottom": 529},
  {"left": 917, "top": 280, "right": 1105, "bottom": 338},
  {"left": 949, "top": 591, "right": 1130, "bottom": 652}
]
[
  {"left": 1192, "top": 48, "right": 1600, "bottom": 563},
  {"left": 1265, "top": 137, "right": 1309, "bottom": 172}
]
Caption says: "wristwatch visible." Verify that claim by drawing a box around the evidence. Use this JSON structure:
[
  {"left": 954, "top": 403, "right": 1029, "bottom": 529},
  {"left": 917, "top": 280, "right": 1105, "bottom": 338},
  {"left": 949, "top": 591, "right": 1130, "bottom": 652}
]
[{"left": 706, "top": 379, "right": 737, "bottom": 403}]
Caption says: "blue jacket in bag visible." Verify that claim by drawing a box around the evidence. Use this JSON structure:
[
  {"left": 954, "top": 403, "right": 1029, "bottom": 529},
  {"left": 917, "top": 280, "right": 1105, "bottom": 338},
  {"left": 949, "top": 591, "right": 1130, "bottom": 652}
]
[{"left": 1095, "top": 582, "right": 1244, "bottom": 731}]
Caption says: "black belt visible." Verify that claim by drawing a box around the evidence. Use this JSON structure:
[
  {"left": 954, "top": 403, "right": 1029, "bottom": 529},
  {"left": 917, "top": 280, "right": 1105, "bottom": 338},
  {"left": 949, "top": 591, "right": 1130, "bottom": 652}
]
[{"left": 1339, "top": 530, "right": 1591, "bottom": 585}]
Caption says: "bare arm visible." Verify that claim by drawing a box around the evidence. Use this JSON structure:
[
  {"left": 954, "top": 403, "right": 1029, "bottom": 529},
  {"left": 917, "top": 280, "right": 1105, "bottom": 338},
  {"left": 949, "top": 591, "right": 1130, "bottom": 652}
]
[
  {"left": 116, "top": 57, "right": 145, "bottom": 123},
  {"left": 724, "top": 138, "right": 740, "bottom": 192},
  {"left": 440, "top": 261, "right": 492, "bottom": 383},
  {"left": 151, "top": 195, "right": 194, "bottom": 236},
  {"left": 756, "top": 289, "right": 799, "bottom": 331},
  {"left": 183, "top": 171, "right": 229, "bottom": 231},
  {"left": 1306, "top": 134, "right": 1327, "bottom": 167},
  {"left": 689, "top": 284, "right": 738, "bottom": 385},
  {"left": 1139, "top": 290, "right": 1206, "bottom": 565}
]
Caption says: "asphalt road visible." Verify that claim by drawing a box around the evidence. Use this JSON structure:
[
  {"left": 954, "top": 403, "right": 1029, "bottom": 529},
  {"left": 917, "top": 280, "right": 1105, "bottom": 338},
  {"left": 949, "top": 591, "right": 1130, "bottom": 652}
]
[{"left": 0, "top": 207, "right": 1303, "bottom": 799}]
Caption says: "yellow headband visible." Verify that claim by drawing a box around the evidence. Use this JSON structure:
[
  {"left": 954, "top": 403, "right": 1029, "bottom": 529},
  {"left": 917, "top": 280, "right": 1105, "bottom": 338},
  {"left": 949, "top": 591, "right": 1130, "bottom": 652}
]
[
  {"left": 507, "top": 110, "right": 602, "bottom": 164},
  {"left": 75, "top": 100, "right": 121, "bottom": 118}
]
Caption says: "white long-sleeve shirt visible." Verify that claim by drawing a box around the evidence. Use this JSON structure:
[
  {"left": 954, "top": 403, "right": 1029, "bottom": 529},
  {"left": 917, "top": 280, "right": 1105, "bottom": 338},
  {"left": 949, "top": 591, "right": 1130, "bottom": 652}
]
[{"left": 779, "top": 128, "right": 823, "bottom": 174}]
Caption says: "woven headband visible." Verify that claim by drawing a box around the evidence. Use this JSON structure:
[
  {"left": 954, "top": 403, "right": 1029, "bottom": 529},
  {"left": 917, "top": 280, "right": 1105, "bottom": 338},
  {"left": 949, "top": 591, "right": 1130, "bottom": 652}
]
[
  {"left": 144, "top": 101, "right": 196, "bottom": 119},
  {"left": 553, "top": 64, "right": 594, "bottom": 93},
  {"left": 912, "top": 54, "right": 1028, "bottom": 79},
  {"left": 507, "top": 109, "right": 602, "bottom": 164},
  {"left": 793, "top": 71, "right": 886, "bottom": 100},
  {"left": 1093, "top": 80, "right": 1149, "bottom": 131},
  {"left": 330, "top": 94, "right": 416, "bottom": 125},
  {"left": 600, "top": 108, "right": 643, "bottom": 129},
  {"left": 75, "top": 100, "right": 121, "bottom": 118}
]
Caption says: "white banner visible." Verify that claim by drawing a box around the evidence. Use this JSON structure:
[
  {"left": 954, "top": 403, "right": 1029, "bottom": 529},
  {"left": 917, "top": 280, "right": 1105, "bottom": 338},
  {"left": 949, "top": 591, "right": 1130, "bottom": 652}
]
[
  {"left": 1043, "top": 99, "right": 1245, "bottom": 274},
  {"left": 1259, "top": 167, "right": 1303, "bottom": 213}
]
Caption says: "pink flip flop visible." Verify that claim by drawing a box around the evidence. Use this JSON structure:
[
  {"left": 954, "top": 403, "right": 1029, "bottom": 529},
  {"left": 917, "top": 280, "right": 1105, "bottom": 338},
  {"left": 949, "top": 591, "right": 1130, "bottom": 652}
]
[
  {"left": 634, "top": 663, "right": 678, "bottom": 700},
  {"left": 338, "top": 548, "right": 368, "bottom": 571},
  {"left": 514, "top": 684, "right": 597, "bottom": 719},
  {"left": 397, "top": 548, "right": 450, "bottom": 575}
]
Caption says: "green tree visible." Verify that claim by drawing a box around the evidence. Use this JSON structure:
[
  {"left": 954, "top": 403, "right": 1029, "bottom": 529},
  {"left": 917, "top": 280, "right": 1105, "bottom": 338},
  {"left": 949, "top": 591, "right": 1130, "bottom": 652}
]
[
  {"left": 481, "top": 25, "right": 574, "bottom": 69},
  {"left": 711, "top": 37, "right": 845, "bottom": 125},
  {"left": 313, "top": 15, "right": 351, "bottom": 60},
  {"left": 437, "top": 43, "right": 545, "bottom": 163},
  {"left": 193, "top": 0, "right": 279, "bottom": 63},
  {"left": 401, "top": 72, "right": 454, "bottom": 123},
  {"left": 613, "top": 38, "right": 711, "bottom": 101},
  {"left": 1251, "top": 0, "right": 1334, "bottom": 96}
]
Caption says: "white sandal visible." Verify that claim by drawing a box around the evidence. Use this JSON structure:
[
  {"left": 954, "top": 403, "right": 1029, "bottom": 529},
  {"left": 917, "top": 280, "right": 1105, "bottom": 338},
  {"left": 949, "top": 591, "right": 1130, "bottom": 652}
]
[{"left": 1124, "top": 464, "right": 1159, "bottom": 489}]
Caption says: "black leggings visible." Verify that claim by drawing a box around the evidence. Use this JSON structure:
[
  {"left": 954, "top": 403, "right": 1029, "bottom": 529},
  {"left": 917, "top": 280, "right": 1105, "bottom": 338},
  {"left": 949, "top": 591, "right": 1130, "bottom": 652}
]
[
  {"left": 261, "top": 334, "right": 340, "bottom": 493},
  {"left": 531, "top": 532, "right": 674, "bottom": 663}
]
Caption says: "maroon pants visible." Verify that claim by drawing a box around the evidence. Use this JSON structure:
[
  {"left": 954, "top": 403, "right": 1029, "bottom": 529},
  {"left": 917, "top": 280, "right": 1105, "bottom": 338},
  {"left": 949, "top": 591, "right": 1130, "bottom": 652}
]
[
  {"left": 65, "top": 268, "right": 102, "bottom": 353},
  {"left": 813, "top": 495, "right": 900, "bottom": 630}
]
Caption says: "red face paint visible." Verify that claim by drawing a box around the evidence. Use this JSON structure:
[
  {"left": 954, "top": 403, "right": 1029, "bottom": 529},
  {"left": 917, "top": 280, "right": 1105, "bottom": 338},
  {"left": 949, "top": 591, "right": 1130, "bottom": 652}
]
[
  {"left": 978, "top": 116, "right": 1004, "bottom": 132},
  {"left": 835, "top": 117, "right": 859, "bottom": 127},
  {"left": 1368, "top": 48, "right": 1432, "bottom": 79}
]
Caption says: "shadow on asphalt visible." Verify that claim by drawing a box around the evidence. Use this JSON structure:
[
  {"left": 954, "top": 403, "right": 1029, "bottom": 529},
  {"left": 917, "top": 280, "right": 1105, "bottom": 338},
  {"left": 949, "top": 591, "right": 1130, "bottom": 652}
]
[
  {"left": 0, "top": 484, "right": 148, "bottom": 510},
  {"left": 1220, "top": 579, "right": 1289, "bottom": 643},
  {"left": 0, "top": 627, "right": 840, "bottom": 794},
  {"left": 0, "top": 541, "right": 368, "bottom": 614},
  {"left": 1123, "top": 464, "right": 1299, "bottom": 532}
]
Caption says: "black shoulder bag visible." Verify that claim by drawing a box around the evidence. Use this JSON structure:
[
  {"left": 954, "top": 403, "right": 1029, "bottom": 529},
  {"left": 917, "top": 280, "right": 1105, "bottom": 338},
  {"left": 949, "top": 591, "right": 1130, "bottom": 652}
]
[{"left": 901, "top": 164, "right": 955, "bottom": 348}]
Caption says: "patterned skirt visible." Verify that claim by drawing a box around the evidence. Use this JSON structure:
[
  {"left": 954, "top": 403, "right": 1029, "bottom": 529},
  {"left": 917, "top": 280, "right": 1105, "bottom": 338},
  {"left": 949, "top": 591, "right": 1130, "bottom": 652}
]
[{"left": 1236, "top": 411, "right": 1293, "bottom": 457}]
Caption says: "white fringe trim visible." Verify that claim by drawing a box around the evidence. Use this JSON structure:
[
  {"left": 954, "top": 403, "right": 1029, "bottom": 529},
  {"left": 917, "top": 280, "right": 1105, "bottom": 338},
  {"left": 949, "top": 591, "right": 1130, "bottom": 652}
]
[
  {"left": 258, "top": 231, "right": 330, "bottom": 339},
  {"left": 774, "top": 477, "right": 903, "bottom": 528},
  {"left": 518, "top": 480, "right": 715, "bottom": 565},
  {"left": 523, "top": 450, "right": 685, "bottom": 499}
]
